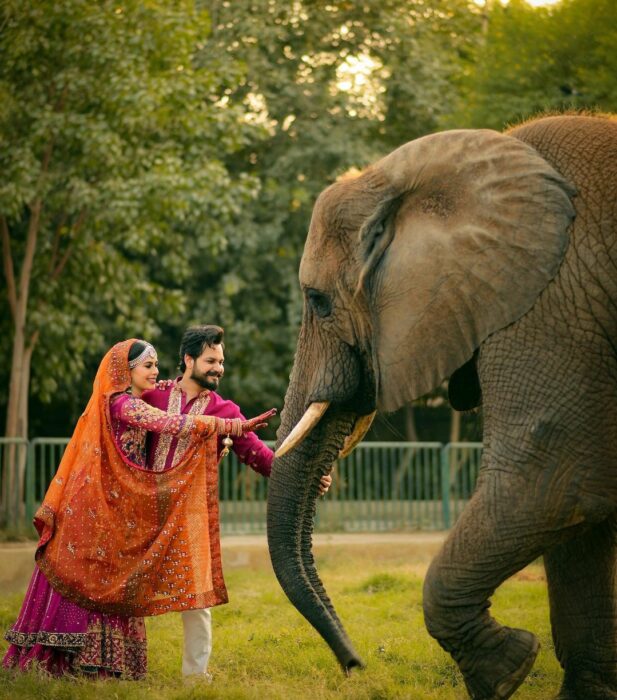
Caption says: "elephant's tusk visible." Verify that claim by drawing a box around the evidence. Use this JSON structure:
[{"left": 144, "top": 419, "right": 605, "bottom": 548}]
[
  {"left": 275, "top": 402, "right": 330, "bottom": 458},
  {"left": 338, "top": 411, "right": 377, "bottom": 459}
]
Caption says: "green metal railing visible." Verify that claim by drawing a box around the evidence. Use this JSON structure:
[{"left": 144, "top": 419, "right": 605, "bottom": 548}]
[
  {"left": 25, "top": 438, "right": 71, "bottom": 523},
  {"left": 0, "top": 438, "right": 484, "bottom": 533},
  {"left": 0, "top": 438, "right": 29, "bottom": 527},
  {"left": 319, "top": 442, "right": 445, "bottom": 532}
]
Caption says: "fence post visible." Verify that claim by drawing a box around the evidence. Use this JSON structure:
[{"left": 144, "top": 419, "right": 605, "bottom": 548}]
[
  {"left": 25, "top": 440, "right": 35, "bottom": 524},
  {"left": 441, "top": 444, "right": 451, "bottom": 530}
]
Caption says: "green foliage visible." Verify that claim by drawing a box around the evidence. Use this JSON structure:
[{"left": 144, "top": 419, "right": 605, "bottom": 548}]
[
  {"left": 448, "top": 0, "right": 617, "bottom": 129},
  {"left": 0, "top": 0, "right": 263, "bottom": 422}
]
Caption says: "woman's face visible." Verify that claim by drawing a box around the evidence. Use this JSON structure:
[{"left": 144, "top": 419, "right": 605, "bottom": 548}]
[{"left": 130, "top": 357, "right": 159, "bottom": 395}]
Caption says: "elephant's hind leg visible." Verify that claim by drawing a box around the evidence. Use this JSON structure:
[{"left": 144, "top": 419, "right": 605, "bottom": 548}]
[
  {"left": 423, "top": 483, "right": 556, "bottom": 699},
  {"left": 545, "top": 513, "right": 617, "bottom": 700}
]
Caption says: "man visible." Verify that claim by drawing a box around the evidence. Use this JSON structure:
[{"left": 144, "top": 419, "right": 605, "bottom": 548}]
[{"left": 142, "top": 324, "right": 330, "bottom": 680}]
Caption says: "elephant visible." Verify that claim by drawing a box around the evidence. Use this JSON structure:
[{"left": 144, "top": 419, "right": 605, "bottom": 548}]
[{"left": 267, "top": 114, "right": 617, "bottom": 700}]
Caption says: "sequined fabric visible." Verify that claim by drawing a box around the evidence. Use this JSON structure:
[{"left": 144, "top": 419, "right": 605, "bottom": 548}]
[
  {"left": 150, "top": 384, "right": 211, "bottom": 472},
  {"left": 110, "top": 393, "right": 211, "bottom": 468},
  {"left": 3, "top": 567, "right": 146, "bottom": 679}
]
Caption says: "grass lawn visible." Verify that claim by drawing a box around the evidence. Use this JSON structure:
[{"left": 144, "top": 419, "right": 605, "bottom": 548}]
[{"left": 0, "top": 541, "right": 562, "bottom": 699}]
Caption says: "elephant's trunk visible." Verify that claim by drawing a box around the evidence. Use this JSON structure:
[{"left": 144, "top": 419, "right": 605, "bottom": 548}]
[{"left": 267, "top": 410, "right": 364, "bottom": 671}]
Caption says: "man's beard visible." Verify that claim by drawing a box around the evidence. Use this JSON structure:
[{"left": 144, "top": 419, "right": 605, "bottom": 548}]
[{"left": 191, "top": 369, "right": 220, "bottom": 391}]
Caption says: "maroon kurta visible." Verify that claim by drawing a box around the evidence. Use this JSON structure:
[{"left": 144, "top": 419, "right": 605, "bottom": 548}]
[{"left": 142, "top": 379, "right": 273, "bottom": 475}]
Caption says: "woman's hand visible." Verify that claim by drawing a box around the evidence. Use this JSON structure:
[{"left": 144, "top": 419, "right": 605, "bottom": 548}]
[
  {"left": 239, "top": 408, "right": 277, "bottom": 434},
  {"left": 217, "top": 408, "right": 278, "bottom": 437}
]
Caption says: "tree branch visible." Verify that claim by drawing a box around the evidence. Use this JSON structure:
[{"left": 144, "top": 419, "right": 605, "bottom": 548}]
[
  {"left": 28, "top": 329, "right": 40, "bottom": 351},
  {"left": 16, "top": 199, "right": 43, "bottom": 327},
  {"left": 1, "top": 216, "right": 18, "bottom": 321},
  {"left": 40, "top": 139, "right": 54, "bottom": 175},
  {"left": 48, "top": 210, "right": 68, "bottom": 273},
  {"left": 50, "top": 208, "right": 88, "bottom": 283},
  {"left": 16, "top": 136, "right": 56, "bottom": 324},
  {"left": 50, "top": 241, "right": 74, "bottom": 283}
]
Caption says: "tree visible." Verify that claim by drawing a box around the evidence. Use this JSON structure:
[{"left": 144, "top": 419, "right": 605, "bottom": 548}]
[
  {"left": 448, "top": 0, "right": 617, "bottom": 130},
  {"left": 0, "top": 0, "right": 262, "bottom": 523}
]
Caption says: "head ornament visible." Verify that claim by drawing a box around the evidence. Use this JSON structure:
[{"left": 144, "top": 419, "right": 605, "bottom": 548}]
[{"left": 128, "top": 341, "right": 157, "bottom": 369}]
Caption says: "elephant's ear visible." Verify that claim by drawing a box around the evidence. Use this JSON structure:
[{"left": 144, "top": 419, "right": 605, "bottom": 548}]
[{"left": 358, "top": 129, "right": 576, "bottom": 412}]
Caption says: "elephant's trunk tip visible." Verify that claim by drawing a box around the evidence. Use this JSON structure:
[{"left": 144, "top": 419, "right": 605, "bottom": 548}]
[
  {"left": 343, "top": 656, "right": 365, "bottom": 676},
  {"left": 336, "top": 645, "right": 365, "bottom": 674}
]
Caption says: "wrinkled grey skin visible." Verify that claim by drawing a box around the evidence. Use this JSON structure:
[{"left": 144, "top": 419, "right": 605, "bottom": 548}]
[{"left": 267, "top": 116, "right": 617, "bottom": 699}]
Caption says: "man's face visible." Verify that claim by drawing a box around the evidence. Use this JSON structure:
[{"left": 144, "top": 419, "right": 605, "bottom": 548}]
[{"left": 187, "top": 344, "right": 225, "bottom": 391}]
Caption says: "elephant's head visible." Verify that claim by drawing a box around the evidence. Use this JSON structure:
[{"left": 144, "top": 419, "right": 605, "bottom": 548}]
[{"left": 267, "top": 128, "right": 576, "bottom": 670}]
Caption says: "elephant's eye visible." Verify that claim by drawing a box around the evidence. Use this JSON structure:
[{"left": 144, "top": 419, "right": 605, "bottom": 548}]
[{"left": 307, "top": 288, "right": 332, "bottom": 318}]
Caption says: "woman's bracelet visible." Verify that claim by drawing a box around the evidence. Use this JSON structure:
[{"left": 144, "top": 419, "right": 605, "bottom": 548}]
[{"left": 222, "top": 418, "right": 242, "bottom": 437}]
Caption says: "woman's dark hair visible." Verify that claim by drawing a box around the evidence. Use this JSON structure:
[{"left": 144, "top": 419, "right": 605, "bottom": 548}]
[
  {"left": 128, "top": 340, "right": 148, "bottom": 363},
  {"left": 179, "top": 325, "right": 224, "bottom": 372}
]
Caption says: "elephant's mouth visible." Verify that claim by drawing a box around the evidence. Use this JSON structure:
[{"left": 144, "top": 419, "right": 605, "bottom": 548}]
[
  {"left": 275, "top": 346, "right": 377, "bottom": 459},
  {"left": 275, "top": 404, "right": 376, "bottom": 459}
]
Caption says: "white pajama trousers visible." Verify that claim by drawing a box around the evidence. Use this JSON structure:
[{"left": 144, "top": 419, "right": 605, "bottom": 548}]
[{"left": 181, "top": 608, "right": 212, "bottom": 676}]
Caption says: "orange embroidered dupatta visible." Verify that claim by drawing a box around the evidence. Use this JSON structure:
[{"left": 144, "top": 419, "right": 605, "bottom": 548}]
[{"left": 35, "top": 340, "right": 228, "bottom": 616}]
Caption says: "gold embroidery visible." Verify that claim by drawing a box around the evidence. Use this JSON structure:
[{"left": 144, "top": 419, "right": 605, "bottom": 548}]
[
  {"left": 152, "top": 385, "right": 182, "bottom": 472},
  {"left": 119, "top": 397, "right": 190, "bottom": 467},
  {"left": 151, "top": 384, "right": 211, "bottom": 472},
  {"left": 120, "top": 424, "right": 147, "bottom": 466},
  {"left": 172, "top": 392, "right": 211, "bottom": 468}
]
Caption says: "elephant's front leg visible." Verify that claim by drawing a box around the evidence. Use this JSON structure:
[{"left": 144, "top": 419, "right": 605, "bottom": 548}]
[
  {"left": 546, "top": 513, "right": 617, "bottom": 700},
  {"left": 423, "top": 476, "right": 561, "bottom": 700}
]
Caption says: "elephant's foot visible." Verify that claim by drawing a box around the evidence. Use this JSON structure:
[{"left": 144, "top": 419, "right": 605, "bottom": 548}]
[{"left": 459, "top": 627, "right": 539, "bottom": 700}]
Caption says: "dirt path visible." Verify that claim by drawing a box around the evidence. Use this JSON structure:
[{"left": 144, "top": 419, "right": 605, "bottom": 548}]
[{"left": 0, "top": 532, "right": 448, "bottom": 593}]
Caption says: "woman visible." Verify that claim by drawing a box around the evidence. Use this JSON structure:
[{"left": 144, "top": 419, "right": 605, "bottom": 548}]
[{"left": 3, "top": 339, "right": 274, "bottom": 679}]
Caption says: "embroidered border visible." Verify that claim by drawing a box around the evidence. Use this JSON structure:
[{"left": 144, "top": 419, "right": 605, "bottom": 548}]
[
  {"left": 74, "top": 617, "right": 147, "bottom": 680},
  {"left": 171, "top": 392, "right": 211, "bottom": 468},
  {"left": 5, "top": 628, "right": 86, "bottom": 649},
  {"left": 151, "top": 385, "right": 183, "bottom": 472},
  {"left": 151, "top": 385, "right": 211, "bottom": 472}
]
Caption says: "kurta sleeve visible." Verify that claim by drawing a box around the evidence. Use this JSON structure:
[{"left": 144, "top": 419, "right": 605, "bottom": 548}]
[
  {"left": 211, "top": 399, "right": 274, "bottom": 477},
  {"left": 112, "top": 394, "right": 216, "bottom": 438},
  {"left": 232, "top": 431, "right": 274, "bottom": 477}
]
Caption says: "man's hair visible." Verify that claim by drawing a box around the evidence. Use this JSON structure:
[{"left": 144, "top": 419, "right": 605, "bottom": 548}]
[{"left": 179, "top": 325, "right": 224, "bottom": 372}]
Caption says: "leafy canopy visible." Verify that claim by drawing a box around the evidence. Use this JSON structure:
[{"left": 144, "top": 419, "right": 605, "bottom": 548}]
[{"left": 0, "top": 0, "right": 264, "bottom": 424}]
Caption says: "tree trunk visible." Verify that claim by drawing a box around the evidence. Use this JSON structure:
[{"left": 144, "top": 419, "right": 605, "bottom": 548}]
[
  {"left": 1, "top": 200, "right": 42, "bottom": 525},
  {"left": 2, "top": 327, "right": 37, "bottom": 525},
  {"left": 404, "top": 404, "right": 418, "bottom": 442},
  {"left": 450, "top": 407, "right": 461, "bottom": 444}
]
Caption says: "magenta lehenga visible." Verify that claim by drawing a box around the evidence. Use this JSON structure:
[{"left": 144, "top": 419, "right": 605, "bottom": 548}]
[
  {"left": 2, "top": 391, "right": 199, "bottom": 679},
  {"left": 3, "top": 567, "right": 146, "bottom": 678}
]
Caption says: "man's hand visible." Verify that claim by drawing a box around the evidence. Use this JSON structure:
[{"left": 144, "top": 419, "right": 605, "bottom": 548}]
[
  {"left": 240, "top": 408, "right": 277, "bottom": 434},
  {"left": 318, "top": 473, "right": 332, "bottom": 496},
  {"left": 155, "top": 379, "right": 174, "bottom": 390}
]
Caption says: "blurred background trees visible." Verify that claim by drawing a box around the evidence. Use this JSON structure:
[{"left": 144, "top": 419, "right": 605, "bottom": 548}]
[{"left": 1, "top": 0, "right": 615, "bottom": 447}]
